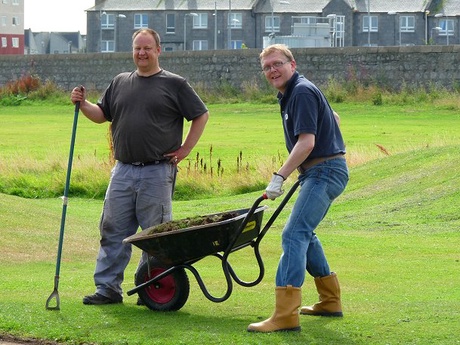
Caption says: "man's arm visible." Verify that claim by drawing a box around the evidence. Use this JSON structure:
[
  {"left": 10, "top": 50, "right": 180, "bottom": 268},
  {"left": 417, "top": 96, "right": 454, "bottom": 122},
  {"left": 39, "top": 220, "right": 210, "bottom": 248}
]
[
  {"left": 265, "top": 133, "right": 314, "bottom": 200},
  {"left": 164, "top": 112, "right": 209, "bottom": 163},
  {"left": 333, "top": 111, "right": 340, "bottom": 126},
  {"left": 70, "top": 86, "right": 106, "bottom": 124},
  {"left": 277, "top": 133, "right": 315, "bottom": 179}
]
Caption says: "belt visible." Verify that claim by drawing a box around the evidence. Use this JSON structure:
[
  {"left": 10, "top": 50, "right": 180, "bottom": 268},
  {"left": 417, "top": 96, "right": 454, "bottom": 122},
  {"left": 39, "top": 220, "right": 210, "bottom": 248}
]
[
  {"left": 127, "top": 160, "right": 166, "bottom": 166},
  {"left": 298, "top": 154, "right": 345, "bottom": 173}
]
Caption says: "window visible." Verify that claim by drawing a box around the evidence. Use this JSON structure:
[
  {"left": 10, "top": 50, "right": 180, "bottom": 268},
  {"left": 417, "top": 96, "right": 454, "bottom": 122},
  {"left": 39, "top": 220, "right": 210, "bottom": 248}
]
[
  {"left": 192, "top": 40, "right": 208, "bottom": 50},
  {"left": 193, "top": 13, "right": 207, "bottom": 29},
  {"left": 1, "top": 16, "right": 6, "bottom": 26},
  {"left": 230, "top": 40, "right": 243, "bottom": 49},
  {"left": 400, "top": 16, "right": 415, "bottom": 32},
  {"left": 335, "top": 16, "right": 345, "bottom": 39},
  {"left": 265, "top": 15, "right": 280, "bottom": 32},
  {"left": 12, "top": 37, "right": 19, "bottom": 48},
  {"left": 12, "top": 16, "right": 19, "bottom": 26},
  {"left": 2, "top": 0, "right": 8, "bottom": 4},
  {"left": 101, "top": 40, "right": 115, "bottom": 52},
  {"left": 101, "top": 14, "right": 115, "bottom": 29},
  {"left": 438, "top": 19, "right": 454, "bottom": 36},
  {"left": 166, "top": 14, "right": 175, "bottom": 34},
  {"left": 12, "top": 0, "right": 19, "bottom": 4},
  {"left": 330, "top": 15, "right": 345, "bottom": 47},
  {"left": 134, "top": 14, "right": 148, "bottom": 29},
  {"left": 1, "top": 37, "right": 7, "bottom": 47},
  {"left": 228, "top": 13, "right": 242, "bottom": 28},
  {"left": 363, "top": 16, "right": 378, "bottom": 32},
  {"left": 298, "top": 16, "right": 317, "bottom": 24}
]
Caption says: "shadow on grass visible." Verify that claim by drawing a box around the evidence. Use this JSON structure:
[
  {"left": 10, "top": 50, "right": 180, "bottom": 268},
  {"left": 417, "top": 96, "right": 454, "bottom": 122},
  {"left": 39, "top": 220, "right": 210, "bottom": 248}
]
[{"left": 93, "top": 303, "right": 359, "bottom": 345}]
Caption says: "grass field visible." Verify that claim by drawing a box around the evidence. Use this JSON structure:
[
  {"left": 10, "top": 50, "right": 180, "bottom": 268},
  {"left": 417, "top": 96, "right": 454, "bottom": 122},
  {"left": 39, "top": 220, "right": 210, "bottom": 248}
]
[
  {"left": 1, "top": 101, "right": 459, "bottom": 199},
  {"left": 0, "top": 101, "right": 459, "bottom": 344}
]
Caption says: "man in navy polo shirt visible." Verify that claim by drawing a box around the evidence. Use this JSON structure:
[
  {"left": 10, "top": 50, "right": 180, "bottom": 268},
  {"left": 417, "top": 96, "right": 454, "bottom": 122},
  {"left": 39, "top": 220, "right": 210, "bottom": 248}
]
[{"left": 248, "top": 44, "right": 348, "bottom": 333}]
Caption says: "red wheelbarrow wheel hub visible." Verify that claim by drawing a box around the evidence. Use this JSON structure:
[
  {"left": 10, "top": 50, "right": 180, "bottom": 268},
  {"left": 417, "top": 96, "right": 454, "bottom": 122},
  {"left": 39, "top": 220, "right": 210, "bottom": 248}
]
[{"left": 144, "top": 268, "right": 176, "bottom": 303}]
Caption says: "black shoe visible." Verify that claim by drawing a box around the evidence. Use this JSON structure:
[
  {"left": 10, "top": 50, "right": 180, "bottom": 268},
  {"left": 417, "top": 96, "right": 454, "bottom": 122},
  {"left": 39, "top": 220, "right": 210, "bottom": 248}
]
[{"left": 83, "top": 293, "right": 122, "bottom": 305}]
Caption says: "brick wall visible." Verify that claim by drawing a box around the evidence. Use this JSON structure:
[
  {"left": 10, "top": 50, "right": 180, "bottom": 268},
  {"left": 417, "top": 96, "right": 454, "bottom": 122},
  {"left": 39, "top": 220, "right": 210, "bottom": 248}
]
[{"left": 1, "top": 45, "right": 459, "bottom": 93}]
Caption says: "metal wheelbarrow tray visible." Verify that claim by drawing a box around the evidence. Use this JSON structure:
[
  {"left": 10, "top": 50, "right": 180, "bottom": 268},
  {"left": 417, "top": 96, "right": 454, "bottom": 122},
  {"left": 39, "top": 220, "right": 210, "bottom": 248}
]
[
  {"left": 124, "top": 181, "right": 300, "bottom": 312},
  {"left": 124, "top": 206, "right": 267, "bottom": 267}
]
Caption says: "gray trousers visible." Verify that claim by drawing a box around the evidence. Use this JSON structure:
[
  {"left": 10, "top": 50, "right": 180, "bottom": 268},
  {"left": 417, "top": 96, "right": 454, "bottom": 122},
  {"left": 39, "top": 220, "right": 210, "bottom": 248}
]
[{"left": 94, "top": 161, "right": 176, "bottom": 299}]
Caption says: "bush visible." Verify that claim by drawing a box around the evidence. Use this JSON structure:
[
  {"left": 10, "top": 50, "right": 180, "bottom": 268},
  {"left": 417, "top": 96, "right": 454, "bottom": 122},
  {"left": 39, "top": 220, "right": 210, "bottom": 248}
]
[
  {"left": 0, "top": 73, "right": 68, "bottom": 105},
  {"left": 1, "top": 68, "right": 459, "bottom": 108},
  {"left": 3, "top": 73, "right": 40, "bottom": 95}
]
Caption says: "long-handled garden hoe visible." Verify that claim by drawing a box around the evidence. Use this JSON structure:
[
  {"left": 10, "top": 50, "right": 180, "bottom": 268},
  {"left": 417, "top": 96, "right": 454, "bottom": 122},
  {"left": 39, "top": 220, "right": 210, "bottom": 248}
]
[{"left": 45, "top": 100, "right": 80, "bottom": 310}]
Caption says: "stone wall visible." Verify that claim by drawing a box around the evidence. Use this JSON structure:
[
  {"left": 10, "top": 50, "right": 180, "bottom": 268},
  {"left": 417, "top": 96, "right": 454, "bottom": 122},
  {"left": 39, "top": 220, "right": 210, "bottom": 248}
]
[{"left": 1, "top": 45, "right": 459, "bottom": 93}]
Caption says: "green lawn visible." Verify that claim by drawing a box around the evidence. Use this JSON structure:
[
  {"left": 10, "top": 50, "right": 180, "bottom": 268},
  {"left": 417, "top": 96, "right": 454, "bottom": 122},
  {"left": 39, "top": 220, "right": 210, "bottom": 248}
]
[
  {"left": 1, "top": 101, "right": 459, "bottom": 199},
  {"left": 0, "top": 101, "right": 459, "bottom": 344}
]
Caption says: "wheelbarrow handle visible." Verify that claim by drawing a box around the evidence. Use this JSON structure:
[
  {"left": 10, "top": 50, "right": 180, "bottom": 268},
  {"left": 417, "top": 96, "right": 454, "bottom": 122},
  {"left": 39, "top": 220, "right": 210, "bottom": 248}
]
[
  {"left": 256, "top": 179, "right": 300, "bottom": 243},
  {"left": 222, "top": 180, "right": 300, "bottom": 288}
]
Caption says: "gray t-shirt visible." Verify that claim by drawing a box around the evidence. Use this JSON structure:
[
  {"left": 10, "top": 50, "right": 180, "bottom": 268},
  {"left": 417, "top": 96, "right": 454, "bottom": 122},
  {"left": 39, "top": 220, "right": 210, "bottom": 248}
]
[{"left": 98, "top": 69, "right": 208, "bottom": 163}]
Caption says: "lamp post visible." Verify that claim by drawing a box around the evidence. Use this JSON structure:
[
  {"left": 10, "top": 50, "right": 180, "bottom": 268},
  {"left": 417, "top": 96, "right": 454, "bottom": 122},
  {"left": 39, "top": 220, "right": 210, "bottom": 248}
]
[
  {"left": 99, "top": 10, "right": 106, "bottom": 52},
  {"left": 387, "top": 11, "right": 399, "bottom": 46},
  {"left": 114, "top": 14, "right": 126, "bottom": 52},
  {"left": 184, "top": 12, "right": 198, "bottom": 51},
  {"left": 430, "top": 26, "right": 441, "bottom": 44},
  {"left": 228, "top": 0, "right": 232, "bottom": 49},
  {"left": 271, "top": 2, "right": 275, "bottom": 37},
  {"left": 367, "top": 0, "right": 371, "bottom": 46},
  {"left": 269, "top": 0, "right": 290, "bottom": 44},
  {"left": 435, "top": 13, "right": 448, "bottom": 45},
  {"left": 327, "top": 14, "right": 337, "bottom": 47},
  {"left": 214, "top": 1, "right": 218, "bottom": 49},
  {"left": 446, "top": 16, "right": 449, "bottom": 45},
  {"left": 424, "top": 10, "right": 430, "bottom": 44}
]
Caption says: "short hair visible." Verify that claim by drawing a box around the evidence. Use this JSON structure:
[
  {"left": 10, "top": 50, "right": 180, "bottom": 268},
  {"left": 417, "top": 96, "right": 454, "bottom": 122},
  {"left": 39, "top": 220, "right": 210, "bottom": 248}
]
[
  {"left": 132, "top": 28, "right": 161, "bottom": 47},
  {"left": 259, "top": 44, "right": 294, "bottom": 62}
]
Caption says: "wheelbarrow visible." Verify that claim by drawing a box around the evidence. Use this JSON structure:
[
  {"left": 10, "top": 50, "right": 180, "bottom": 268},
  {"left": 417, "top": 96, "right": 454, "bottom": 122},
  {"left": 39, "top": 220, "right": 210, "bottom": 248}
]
[{"left": 123, "top": 180, "right": 300, "bottom": 311}]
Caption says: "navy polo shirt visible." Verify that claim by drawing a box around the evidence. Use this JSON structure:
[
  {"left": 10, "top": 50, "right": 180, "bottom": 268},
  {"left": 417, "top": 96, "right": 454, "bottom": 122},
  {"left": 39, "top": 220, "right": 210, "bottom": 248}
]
[{"left": 277, "top": 72, "right": 345, "bottom": 159}]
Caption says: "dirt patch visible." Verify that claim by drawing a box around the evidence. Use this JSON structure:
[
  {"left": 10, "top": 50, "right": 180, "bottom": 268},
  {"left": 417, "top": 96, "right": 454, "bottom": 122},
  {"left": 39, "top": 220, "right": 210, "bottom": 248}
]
[
  {"left": 146, "top": 212, "right": 239, "bottom": 235},
  {"left": 0, "top": 334, "right": 60, "bottom": 345}
]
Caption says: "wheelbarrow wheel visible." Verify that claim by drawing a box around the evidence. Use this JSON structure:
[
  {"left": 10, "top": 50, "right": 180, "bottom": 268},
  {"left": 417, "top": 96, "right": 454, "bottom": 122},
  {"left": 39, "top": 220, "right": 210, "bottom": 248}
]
[{"left": 135, "top": 257, "right": 190, "bottom": 312}]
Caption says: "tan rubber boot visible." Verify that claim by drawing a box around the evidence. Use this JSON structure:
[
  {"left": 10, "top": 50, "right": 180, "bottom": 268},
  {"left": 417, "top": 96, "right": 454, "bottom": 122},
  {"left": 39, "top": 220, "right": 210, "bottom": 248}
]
[
  {"left": 300, "top": 272, "right": 343, "bottom": 317},
  {"left": 247, "top": 285, "right": 301, "bottom": 333}
]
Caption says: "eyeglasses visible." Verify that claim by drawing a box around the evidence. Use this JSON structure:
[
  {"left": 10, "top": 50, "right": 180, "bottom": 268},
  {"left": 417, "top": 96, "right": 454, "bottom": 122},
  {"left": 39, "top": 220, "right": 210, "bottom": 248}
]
[{"left": 262, "top": 60, "right": 290, "bottom": 73}]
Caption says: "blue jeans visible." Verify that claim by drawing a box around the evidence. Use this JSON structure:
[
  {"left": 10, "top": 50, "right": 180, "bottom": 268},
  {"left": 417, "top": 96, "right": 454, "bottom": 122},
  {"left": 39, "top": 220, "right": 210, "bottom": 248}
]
[
  {"left": 94, "top": 161, "right": 176, "bottom": 299},
  {"left": 275, "top": 158, "right": 349, "bottom": 287}
]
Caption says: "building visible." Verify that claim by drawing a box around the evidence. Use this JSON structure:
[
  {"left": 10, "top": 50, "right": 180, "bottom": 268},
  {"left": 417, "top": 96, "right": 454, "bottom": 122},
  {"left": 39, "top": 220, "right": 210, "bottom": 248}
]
[
  {"left": 84, "top": 0, "right": 460, "bottom": 53},
  {"left": 24, "top": 30, "right": 86, "bottom": 54},
  {"left": 1, "top": 0, "right": 86, "bottom": 55},
  {"left": 2, "top": 0, "right": 459, "bottom": 55},
  {"left": 0, "top": 0, "right": 24, "bottom": 55}
]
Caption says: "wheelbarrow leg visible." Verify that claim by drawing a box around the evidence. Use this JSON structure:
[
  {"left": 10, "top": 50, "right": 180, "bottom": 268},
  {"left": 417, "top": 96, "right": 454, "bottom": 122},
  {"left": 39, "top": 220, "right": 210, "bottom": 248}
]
[{"left": 226, "top": 180, "right": 301, "bottom": 288}]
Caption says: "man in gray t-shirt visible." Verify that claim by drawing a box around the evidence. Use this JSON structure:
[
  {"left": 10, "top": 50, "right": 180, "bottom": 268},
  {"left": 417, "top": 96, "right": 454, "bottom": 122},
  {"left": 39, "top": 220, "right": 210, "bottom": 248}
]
[{"left": 71, "top": 28, "right": 209, "bottom": 305}]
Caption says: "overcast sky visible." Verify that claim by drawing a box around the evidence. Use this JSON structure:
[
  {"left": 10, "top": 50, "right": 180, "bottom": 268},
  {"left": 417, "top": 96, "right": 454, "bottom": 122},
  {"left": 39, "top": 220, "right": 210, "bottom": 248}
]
[{"left": 24, "top": 0, "right": 94, "bottom": 34}]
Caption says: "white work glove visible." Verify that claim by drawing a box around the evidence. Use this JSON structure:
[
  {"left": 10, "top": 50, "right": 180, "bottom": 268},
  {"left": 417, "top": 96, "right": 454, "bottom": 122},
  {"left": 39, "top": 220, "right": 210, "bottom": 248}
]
[{"left": 265, "top": 173, "right": 285, "bottom": 200}]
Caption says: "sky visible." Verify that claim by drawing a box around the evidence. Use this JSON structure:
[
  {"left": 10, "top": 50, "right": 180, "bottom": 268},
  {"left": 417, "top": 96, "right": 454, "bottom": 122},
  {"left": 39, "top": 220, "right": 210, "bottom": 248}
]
[{"left": 24, "top": 0, "right": 94, "bottom": 34}]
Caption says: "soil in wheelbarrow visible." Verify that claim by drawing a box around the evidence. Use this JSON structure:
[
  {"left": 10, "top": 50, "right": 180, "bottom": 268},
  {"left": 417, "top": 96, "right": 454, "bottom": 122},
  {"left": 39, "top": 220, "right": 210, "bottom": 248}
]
[{"left": 146, "top": 212, "right": 240, "bottom": 235}]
